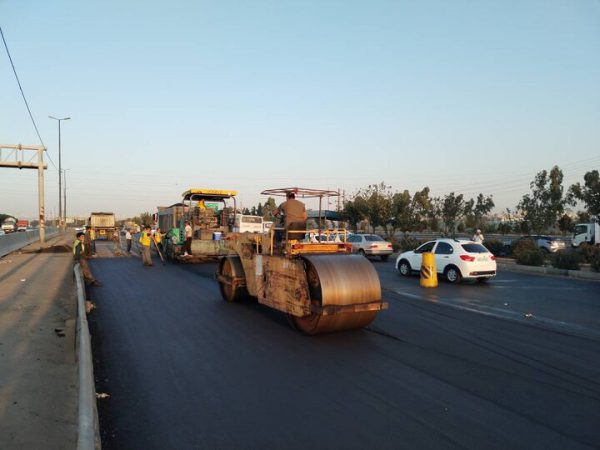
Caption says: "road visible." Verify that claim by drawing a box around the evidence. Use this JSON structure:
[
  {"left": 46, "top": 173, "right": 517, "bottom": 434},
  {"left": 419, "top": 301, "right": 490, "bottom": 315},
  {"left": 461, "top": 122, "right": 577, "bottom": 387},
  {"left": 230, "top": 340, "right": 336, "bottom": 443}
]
[{"left": 88, "top": 243, "right": 600, "bottom": 449}]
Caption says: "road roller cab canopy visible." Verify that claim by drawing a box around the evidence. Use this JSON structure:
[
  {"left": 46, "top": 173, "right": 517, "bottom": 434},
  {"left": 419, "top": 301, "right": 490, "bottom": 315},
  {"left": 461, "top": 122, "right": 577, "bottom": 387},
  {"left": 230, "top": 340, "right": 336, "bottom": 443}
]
[{"left": 260, "top": 187, "right": 338, "bottom": 199}]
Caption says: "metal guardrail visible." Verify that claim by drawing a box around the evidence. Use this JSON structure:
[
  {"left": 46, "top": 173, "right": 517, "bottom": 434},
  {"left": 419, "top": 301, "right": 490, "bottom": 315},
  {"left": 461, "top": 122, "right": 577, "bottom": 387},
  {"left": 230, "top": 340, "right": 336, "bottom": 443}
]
[
  {"left": 73, "top": 264, "right": 98, "bottom": 450},
  {"left": 0, "top": 228, "right": 59, "bottom": 258}
]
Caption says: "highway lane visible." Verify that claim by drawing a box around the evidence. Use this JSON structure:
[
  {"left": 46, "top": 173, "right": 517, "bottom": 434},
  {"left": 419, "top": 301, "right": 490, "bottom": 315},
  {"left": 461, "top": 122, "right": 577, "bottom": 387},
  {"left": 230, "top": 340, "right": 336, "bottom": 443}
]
[{"left": 88, "top": 252, "right": 600, "bottom": 450}]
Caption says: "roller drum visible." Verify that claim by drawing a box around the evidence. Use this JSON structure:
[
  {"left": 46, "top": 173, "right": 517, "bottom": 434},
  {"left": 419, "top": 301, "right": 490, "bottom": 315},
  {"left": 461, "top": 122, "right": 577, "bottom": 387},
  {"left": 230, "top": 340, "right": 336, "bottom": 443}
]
[{"left": 291, "top": 255, "right": 382, "bottom": 335}]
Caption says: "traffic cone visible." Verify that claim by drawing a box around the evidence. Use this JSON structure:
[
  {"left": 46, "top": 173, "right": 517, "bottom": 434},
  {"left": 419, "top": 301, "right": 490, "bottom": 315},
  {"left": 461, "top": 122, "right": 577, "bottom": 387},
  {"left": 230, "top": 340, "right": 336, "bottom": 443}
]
[{"left": 420, "top": 252, "right": 438, "bottom": 288}]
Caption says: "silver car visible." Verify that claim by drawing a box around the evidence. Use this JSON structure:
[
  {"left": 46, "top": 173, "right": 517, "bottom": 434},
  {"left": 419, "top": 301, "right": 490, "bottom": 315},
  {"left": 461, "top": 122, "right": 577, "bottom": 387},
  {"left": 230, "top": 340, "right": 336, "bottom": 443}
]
[{"left": 347, "top": 234, "right": 393, "bottom": 261}]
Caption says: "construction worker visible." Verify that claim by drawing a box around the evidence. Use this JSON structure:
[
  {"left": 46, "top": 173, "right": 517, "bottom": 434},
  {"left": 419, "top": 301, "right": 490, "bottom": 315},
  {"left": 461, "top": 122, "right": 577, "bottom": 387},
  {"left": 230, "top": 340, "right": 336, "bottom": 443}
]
[
  {"left": 154, "top": 227, "right": 163, "bottom": 254},
  {"left": 90, "top": 227, "right": 97, "bottom": 255},
  {"left": 84, "top": 226, "right": 93, "bottom": 257},
  {"left": 125, "top": 228, "right": 132, "bottom": 253},
  {"left": 184, "top": 220, "right": 192, "bottom": 256},
  {"left": 274, "top": 191, "right": 307, "bottom": 241},
  {"left": 139, "top": 226, "right": 153, "bottom": 266},
  {"left": 472, "top": 229, "right": 485, "bottom": 243},
  {"left": 73, "top": 232, "right": 101, "bottom": 286}
]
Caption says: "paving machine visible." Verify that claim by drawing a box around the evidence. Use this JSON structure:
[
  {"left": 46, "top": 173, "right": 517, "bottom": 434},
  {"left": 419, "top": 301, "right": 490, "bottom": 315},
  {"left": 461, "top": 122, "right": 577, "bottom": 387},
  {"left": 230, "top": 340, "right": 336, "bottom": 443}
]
[
  {"left": 216, "top": 188, "right": 388, "bottom": 334},
  {"left": 158, "top": 188, "right": 238, "bottom": 262}
]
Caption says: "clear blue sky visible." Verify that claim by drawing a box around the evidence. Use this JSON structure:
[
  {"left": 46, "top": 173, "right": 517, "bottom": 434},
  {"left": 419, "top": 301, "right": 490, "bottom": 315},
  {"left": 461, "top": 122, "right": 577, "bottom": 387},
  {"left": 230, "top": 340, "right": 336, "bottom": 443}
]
[{"left": 1, "top": 0, "right": 599, "bottom": 219}]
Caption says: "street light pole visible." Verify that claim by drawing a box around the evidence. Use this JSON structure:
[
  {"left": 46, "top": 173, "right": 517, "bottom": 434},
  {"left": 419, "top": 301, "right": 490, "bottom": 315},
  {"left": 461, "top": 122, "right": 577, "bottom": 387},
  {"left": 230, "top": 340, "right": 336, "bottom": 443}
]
[
  {"left": 63, "top": 168, "right": 71, "bottom": 226},
  {"left": 49, "top": 115, "right": 70, "bottom": 229}
]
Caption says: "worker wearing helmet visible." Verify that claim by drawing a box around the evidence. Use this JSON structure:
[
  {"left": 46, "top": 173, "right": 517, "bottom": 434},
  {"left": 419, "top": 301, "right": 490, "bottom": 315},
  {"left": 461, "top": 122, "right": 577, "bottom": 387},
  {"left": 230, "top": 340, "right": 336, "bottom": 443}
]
[{"left": 274, "top": 192, "right": 307, "bottom": 241}]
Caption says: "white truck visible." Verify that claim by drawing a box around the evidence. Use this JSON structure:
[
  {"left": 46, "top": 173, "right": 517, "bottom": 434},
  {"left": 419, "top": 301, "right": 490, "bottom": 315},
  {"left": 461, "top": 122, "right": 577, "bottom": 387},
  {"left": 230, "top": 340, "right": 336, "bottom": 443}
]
[{"left": 572, "top": 216, "right": 600, "bottom": 247}]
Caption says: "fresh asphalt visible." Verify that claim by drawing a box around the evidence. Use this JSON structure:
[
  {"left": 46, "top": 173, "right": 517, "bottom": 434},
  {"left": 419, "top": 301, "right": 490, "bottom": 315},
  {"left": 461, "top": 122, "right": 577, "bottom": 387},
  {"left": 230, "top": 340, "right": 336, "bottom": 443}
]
[{"left": 88, "top": 245, "right": 600, "bottom": 450}]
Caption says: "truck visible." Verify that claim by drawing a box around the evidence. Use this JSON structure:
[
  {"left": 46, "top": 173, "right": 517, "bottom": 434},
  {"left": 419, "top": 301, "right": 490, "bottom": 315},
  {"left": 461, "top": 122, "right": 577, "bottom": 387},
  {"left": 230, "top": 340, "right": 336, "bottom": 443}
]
[
  {"left": 16, "top": 219, "right": 29, "bottom": 232},
  {"left": 157, "top": 188, "right": 238, "bottom": 261},
  {"left": 1, "top": 217, "right": 17, "bottom": 233},
  {"left": 572, "top": 216, "right": 600, "bottom": 247},
  {"left": 89, "top": 212, "right": 116, "bottom": 240}
]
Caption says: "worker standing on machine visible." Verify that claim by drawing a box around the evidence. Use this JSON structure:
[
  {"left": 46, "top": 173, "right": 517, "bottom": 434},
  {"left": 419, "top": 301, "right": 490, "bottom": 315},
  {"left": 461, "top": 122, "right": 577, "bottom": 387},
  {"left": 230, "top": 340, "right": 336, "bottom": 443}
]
[{"left": 274, "top": 191, "right": 307, "bottom": 241}]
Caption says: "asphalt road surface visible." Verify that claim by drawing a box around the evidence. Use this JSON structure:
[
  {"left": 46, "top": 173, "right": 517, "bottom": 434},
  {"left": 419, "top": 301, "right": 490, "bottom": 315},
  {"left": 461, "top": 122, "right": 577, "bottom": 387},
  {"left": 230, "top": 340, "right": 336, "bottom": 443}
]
[{"left": 88, "top": 247, "right": 600, "bottom": 450}]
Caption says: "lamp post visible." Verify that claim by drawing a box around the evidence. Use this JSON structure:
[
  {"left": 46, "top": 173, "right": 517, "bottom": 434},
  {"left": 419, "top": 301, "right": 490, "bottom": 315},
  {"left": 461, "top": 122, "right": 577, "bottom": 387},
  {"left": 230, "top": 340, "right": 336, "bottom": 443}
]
[
  {"left": 49, "top": 115, "right": 70, "bottom": 229},
  {"left": 63, "top": 168, "right": 71, "bottom": 226}
]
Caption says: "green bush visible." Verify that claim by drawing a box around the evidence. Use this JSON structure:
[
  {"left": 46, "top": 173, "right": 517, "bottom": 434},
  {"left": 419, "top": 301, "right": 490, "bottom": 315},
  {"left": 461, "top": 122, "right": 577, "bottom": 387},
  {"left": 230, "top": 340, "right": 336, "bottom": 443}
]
[
  {"left": 591, "top": 252, "right": 600, "bottom": 272},
  {"left": 398, "top": 236, "right": 422, "bottom": 252},
  {"left": 483, "top": 239, "right": 504, "bottom": 256},
  {"left": 579, "top": 243, "right": 600, "bottom": 264},
  {"left": 513, "top": 239, "right": 545, "bottom": 266},
  {"left": 551, "top": 251, "right": 582, "bottom": 270}
]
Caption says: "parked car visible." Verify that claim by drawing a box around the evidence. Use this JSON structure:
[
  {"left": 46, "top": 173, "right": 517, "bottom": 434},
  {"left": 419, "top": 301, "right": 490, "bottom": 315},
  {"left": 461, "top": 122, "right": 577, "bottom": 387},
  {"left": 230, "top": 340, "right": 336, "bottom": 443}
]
[
  {"left": 395, "top": 238, "right": 497, "bottom": 283},
  {"left": 347, "top": 234, "right": 393, "bottom": 261},
  {"left": 508, "top": 235, "right": 566, "bottom": 253}
]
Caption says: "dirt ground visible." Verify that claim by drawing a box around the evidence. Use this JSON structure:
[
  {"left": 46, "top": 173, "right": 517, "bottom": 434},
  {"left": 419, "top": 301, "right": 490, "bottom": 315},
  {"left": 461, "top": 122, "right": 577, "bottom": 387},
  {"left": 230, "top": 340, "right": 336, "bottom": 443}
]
[{"left": 0, "top": 232, "right": 78, "bottom": 450}]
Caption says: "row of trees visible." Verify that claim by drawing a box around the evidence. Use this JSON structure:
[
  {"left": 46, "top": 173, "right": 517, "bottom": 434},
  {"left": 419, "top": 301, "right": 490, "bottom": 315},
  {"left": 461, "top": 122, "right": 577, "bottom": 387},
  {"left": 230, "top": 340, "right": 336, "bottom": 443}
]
[
  {"left": 342, "top": 184, "right": 495, "bottom": 237},
  {"left": 342, "top": 168, "right": 599, "bottom": 235}
]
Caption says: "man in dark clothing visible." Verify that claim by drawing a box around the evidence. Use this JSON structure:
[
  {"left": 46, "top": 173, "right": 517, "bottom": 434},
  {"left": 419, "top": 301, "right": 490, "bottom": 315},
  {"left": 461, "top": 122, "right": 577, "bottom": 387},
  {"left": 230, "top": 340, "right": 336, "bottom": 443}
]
[{"left": 73, "top": 232, "right": 101, "bottom": 286}]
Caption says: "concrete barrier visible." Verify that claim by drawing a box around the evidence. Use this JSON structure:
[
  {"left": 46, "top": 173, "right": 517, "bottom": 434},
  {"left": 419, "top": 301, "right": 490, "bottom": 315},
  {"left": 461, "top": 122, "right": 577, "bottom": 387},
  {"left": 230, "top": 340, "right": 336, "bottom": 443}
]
[
  {"left": 0, "top": 228, "right": 59, "bottom": 258},
  {"left": 73, "top": 264, "right": 99, "bottom": 450}
]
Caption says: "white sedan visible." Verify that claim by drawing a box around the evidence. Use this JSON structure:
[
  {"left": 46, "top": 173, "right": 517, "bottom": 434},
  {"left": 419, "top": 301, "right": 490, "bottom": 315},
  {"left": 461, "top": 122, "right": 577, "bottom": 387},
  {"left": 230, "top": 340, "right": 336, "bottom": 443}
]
[{"left": 395, "top": 238, "right": 496, "bottom": 283}]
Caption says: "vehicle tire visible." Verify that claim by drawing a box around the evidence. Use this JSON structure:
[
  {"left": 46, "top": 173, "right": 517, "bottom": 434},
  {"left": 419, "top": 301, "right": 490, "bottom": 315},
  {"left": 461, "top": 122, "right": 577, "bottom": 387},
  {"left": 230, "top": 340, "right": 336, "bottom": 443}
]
[
  {"left": 218, "top": 257, "right": 248, "bottom": 302},
  {"left": 398, "top": 260, "right": 411, "bottom": 276},
  {"left": 358, "top": 249, "right": 366, "bottom": 257},
  {"left": 380, "top": 255, "right": 389, "bottom": 262},
  {"left": 445, "top": 266, "right": 462, "bottom": 284}
]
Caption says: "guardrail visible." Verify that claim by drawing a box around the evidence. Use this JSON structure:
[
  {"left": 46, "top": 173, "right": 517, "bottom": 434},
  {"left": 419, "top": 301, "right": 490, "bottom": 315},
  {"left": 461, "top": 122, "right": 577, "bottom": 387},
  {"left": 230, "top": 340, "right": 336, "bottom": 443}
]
[
  {"left": 0, "top": 228, "right": 59, "bottom": 258},
  {"left": 73, "top": 264, "right": 98, "bottom": 450}
]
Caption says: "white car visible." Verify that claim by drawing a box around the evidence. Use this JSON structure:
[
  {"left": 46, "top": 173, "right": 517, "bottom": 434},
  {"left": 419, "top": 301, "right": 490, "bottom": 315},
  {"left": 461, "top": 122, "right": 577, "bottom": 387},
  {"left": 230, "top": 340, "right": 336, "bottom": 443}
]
[
  {"left": 395, "top": 238, "right": 496, "bottom": 283},
  {"left": 347, "top": 234, "right": 393, "bottom": 261}
]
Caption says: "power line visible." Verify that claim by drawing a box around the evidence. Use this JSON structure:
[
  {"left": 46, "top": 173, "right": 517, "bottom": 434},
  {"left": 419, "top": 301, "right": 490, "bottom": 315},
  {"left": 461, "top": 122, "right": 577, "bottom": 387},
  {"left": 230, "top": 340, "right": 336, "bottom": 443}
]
[{"left": 0, "top": 24, "right": 58, "bottom": 171}]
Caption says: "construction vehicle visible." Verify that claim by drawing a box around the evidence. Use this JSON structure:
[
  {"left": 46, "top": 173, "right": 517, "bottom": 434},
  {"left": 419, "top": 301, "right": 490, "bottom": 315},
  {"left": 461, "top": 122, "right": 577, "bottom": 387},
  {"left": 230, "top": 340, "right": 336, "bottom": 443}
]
[
  {"left": 89, "top": 212, "right": 116, "bottom": 240},
  {"left": 158, "top": 188, "right": 239, "bottom": 262},
  {"left": 216, "top": 187, "right": 388, "bottom": 335},
  {"left": 572, "top": 216, "right": 600, "bottom": 247},
  {"left": 16, "top": 219, "right": 29, "bottom": 232}
]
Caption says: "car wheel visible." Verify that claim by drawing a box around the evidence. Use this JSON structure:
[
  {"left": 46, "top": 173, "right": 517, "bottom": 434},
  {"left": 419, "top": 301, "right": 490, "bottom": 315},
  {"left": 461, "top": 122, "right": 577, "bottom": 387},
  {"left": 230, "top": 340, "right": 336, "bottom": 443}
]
[
  {"left": 398, "top": 260, "right": 411, "bottom": 276},
  {"left": 380, "top": 255, "right": 389, "bottom": 262},
  {"left": 445, "top": 266, "right": 462, "bottom": 284},
  {"left": 358, "top": 249, "right": 366, "bottom": 257}
]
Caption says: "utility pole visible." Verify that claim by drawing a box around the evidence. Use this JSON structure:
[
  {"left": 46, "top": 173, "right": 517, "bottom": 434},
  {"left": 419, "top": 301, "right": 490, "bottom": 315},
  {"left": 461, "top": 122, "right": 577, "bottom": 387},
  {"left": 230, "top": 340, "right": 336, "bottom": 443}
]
[
  {"left": 0, "top": 144, "right": 47, "bottom": 243},
  {"left": 63, "top": 169, "right": 71, "bottom": 226},
  {"left": 49, "top": 116, "right": 70, "bottom": 229}
]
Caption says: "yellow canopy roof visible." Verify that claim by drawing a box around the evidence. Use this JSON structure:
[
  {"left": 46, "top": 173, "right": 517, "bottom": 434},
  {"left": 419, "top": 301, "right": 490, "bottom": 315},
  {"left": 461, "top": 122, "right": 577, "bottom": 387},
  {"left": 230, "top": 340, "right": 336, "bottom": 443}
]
[{"left": 182, "top": 188, "right": 237, "bottom": 199}]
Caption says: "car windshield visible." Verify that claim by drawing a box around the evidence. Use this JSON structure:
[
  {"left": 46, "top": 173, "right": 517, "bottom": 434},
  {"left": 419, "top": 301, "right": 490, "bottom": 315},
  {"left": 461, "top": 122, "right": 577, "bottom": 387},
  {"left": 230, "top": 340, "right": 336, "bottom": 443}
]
[
  {"left": 461, "top": 243, "right": 489, "bottom": 253},
  {"left": 574, "top": 225, "right": 587, "bottom": 235},
  {"left": 365, "top": 235, "right": 384, "bottom": 242}
]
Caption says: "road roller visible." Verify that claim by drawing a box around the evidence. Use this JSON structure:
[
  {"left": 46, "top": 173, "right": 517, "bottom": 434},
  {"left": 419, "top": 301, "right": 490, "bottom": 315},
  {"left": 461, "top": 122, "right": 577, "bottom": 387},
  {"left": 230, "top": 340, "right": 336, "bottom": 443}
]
[{"left": 216, "top": 188, "right": 388, "bottom": 334}]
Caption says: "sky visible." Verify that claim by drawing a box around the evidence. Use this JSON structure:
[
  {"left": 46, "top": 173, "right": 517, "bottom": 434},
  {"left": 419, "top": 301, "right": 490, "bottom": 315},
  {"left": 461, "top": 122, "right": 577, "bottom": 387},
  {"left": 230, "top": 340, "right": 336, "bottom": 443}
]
[{"left": 1, "top": 0, "right": 599, "bottom": 220}]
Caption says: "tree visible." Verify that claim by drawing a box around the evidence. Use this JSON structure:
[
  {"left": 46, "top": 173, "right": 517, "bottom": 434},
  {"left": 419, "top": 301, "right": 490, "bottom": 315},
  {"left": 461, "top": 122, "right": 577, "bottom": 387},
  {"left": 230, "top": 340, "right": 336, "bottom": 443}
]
[
  {"left": 389, "top": 186, "right": 432, "bottom": 236},
  {"left": 262, "top": 197, "right": 277, "bottom": 221},
  {"left": 517, "top": 166, "right": 572, "bottom": 233},
  {"left": 358, "top": 183, "right": 393, "bottom": 234},
  {"left": 342, "top": 193, "right": 369, "bottom": 232},
  {"left": 557, "top": 214, "right": 574, "bottom": 235},
  {"left": 139, "top": 212, "right": 153, "bottom": 227},
  {"left": 569, "top": 170, "right": 600, "bottom": 215},
  {"left": 0, "top": 213, "right": 11, "bottom": 224},
  {"left": 464, "top": 193, "right": 495, "bottom": 230},
  {"left": 440, "top": 192, "right": 465, "bottom": 235}
]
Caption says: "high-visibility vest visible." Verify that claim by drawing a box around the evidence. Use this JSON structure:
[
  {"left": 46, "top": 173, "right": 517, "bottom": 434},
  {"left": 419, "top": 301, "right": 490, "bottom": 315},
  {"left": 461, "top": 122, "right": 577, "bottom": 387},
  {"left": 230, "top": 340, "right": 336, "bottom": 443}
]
[
  {"left": 139, "top": 232, "right": 151, "bottom": 247},
  {"left": 73, "top": 239, "right": 84, "bottom": 255},
  {"left": 154, "top": 232, "right": 162, "bottom": 244},
  {"left": 90, "top": 229, "right": 96, "bottom": 240}
]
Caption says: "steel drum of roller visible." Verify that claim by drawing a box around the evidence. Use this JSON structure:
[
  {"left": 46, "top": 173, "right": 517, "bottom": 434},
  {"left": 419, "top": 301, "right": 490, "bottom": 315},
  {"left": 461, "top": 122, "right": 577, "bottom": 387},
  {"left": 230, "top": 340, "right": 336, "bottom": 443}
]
[{"left": 289, "top": 254, "right": 382, "bottom": 335}]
